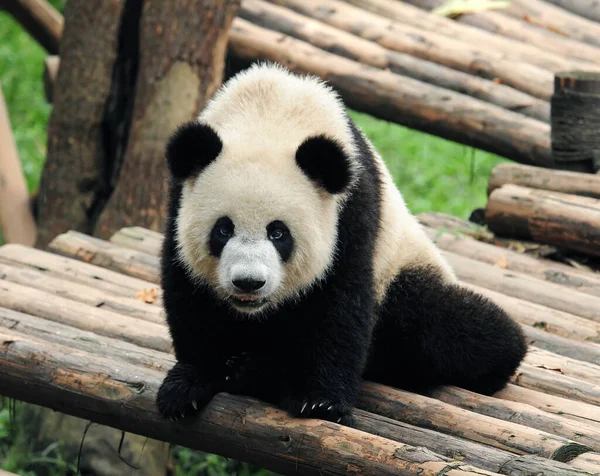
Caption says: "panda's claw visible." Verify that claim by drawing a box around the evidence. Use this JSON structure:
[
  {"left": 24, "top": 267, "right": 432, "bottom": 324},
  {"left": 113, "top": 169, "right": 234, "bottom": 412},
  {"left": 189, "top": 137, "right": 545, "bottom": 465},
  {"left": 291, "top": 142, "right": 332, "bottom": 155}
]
[
  {"left": 192, "top": 400, "right": 198, "bottom": 410},
  {"left": 301, "top": 402, "right": 308, "bottom": 413}
]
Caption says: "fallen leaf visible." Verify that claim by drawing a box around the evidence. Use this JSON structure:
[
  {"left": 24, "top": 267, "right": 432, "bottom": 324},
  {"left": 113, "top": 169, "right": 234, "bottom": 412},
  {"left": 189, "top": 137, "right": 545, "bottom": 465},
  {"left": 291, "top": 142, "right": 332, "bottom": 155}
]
[
  {"left": 135, "top": 288, "right": 157, "bottom": 304},
  {"left": 495, "top": 255, "right": 508, "bottom": 268},
  {"left": 433, "top": 0, "right": 510, "bottom": 18}
]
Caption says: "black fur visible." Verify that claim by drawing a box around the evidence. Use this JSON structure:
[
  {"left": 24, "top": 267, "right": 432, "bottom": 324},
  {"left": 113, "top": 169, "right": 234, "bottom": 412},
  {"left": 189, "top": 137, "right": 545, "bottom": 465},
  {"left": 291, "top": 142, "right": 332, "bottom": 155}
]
[
  {"left": 208, "top": 216, "right": 234, "bottom": 257},
  {"left": 267, "top": 220, "right": 293, "bottom": 262},
  {"left": 165, "top": 121, "right": 223, "bottom": 180},
  {"left": 296, "top": 135, "right": 353, "bottom": 194},
  {"left": 157, "top": 97, "right": 527, "bottom": 427}
]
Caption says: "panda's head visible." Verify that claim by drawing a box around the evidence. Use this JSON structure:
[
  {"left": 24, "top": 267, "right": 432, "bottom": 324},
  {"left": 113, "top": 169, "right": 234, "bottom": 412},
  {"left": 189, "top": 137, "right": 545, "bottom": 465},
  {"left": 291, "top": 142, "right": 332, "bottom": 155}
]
[{"left": 165, "top": 64, "right": 360, "bottom": 316}]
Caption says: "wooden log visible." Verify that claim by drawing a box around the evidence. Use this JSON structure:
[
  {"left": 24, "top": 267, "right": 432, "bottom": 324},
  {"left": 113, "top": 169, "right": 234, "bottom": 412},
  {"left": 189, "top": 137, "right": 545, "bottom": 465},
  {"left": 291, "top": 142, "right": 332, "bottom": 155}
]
[
  {"left": 429, "top": 385, "right": 600, "bottom": 451},
  {"left": 0, "top": 243, "right": 158, "bottom": 298},
  {"left": 342, "top": 0, "right": 592, "bottom": 72},
  {"left": 0, "top": 279, "right": 170, "bottom": 352},
  {"left": 485, "top": 185, "right": 600, "bottom": 256},
  {"left": 0, "top": 309, "right": 583, "bottom": 475},
  {"left": 93, "top": 0, "right": 241, "bottom": 239},
  {"left": 502, "top": 0, "right": 600, "bottom": 49},
  {"left": 109, "top": 226, "right": 162, "bottom": 256},
  {"left": 0, "top": 261, "right": 164, "bottom": 323},
  {"left": 0, "top": 86, "right": 36, "bottom": 247},
  {"left": 552, "top": 72, "right": 600, "bottom": 173},
  {"left": 357, "top": 382, "right": 592, "bottom": 461},
  {"left": 49, "top": 231, "right": 160, "bottom": 283},
  {"left": 229, "top": 19, "right": 553, "bottom": 167},
  {"left": 34, "top": 0, "right": 128, "bottom": 249},
  {"left": 497, "top": 384, "right": 600, "bottom": 425},
  {"left": 520, "top": 324, "right": 600, "bottom": 366},
  {"left": 425, "top": 226, "right": 600, "bottom": 299},
  {"left": 241, "top": 0, "right": 550, "bottom": 122},
  {"left": 443, "top": 251, "right": 600, "bottom": 322},
  {"left": 268, "top": 0, "right": 555, "bottom": 101},
  {"left": 0, "top": 307, "right": 174, "bottom": 373},
  {"left": 402, "top": 0, "right": 600, "bottom": 66},
  {"left": 513, "top": 363, "right": 600, "bottom": 407},
  {"left": 0, "top": 331, "right": 505, "bottom": 476},
  {"left": 488, "top": 163, "right": 600, "bottom": 199},
  {"left": 42, "top": 54, "right": 58, "bottom": 103},
  {"left": 524, "top": 347, "right": 600, "bottom": 385},
  {"left": 0, "top": 0, "right": 63, "bottom": 54},
  {"left": 544, "top": 0, "right": 600, "bottom": 23},
  {"left": 568, "top": 451, "right": 600, "bottom": 472}
]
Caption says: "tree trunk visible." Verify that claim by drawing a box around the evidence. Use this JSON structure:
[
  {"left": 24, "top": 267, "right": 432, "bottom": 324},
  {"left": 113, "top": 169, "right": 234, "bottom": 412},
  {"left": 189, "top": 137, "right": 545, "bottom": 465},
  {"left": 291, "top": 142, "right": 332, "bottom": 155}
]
[
  {"left": 0, "top": 0, "right": 63, "bottom": 54},
  {"left": 488, "top": 163, "right": 600, "bottom": 198},
  {"left": 34, "top": 0, "right": 128, "bottom": 250},
  {"left": 0, "top": 87, "right": 36, "bottom": 246},
  {"left": 94, "top": 0, "right": 240, "bottom": 239}
]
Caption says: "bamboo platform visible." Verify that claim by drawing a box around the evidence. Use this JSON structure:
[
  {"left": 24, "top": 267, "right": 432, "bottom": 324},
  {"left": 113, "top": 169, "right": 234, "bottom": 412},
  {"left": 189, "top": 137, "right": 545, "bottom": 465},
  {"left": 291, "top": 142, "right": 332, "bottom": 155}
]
[{"left": 0, "top": 216, "right": 600, "bottom": 474}]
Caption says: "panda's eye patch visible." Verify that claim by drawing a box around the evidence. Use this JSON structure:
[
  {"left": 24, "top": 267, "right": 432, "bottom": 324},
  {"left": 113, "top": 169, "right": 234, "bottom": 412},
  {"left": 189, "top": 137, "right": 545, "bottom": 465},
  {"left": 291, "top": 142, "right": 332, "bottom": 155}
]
[
  {"left": 209, "top": 216, "right": 234, "bottom": 257},
  {"left": 267, "top": 221, "right": 293, "bottom": 262}
]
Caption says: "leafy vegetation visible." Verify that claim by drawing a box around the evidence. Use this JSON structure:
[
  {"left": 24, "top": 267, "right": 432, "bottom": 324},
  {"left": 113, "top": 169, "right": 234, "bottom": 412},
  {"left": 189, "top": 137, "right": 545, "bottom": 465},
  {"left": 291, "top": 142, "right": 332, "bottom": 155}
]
[{"left": 0, "top": 2, "right": 506, "bottom": 474}]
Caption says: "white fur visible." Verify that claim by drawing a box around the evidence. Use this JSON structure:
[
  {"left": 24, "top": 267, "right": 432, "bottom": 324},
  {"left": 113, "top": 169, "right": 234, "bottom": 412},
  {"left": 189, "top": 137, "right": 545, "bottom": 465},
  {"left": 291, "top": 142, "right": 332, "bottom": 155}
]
[{"left": 176, "top": 62, "right": 457, "bottom": 311}]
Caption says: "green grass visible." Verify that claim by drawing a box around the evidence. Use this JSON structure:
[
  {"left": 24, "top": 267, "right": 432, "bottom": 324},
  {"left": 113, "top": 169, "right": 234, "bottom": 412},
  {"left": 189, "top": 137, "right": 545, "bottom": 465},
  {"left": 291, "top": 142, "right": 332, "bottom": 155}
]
[{"left": 1, "top": 3, "right": 507, "bottom": 475}]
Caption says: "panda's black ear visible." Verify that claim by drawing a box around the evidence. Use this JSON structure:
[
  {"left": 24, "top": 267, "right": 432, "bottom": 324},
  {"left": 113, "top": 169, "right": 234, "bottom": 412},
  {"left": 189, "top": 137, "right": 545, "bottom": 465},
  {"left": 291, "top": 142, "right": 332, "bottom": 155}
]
[
  {"left": 295, "top": 136, "right": 354, "bottom": 194},
  {"left": 165, "top": 121, "right": 223, "bottom": 180}
]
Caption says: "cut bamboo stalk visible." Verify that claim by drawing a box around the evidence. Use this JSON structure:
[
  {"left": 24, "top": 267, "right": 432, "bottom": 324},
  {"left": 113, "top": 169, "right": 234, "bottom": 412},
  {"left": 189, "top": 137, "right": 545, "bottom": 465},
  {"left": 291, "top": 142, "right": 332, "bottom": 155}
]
[
  {"left": 343, "top": 0, "right": 593, "bottom": 71},
  {"left": 228, "top": 18, "right": 553, "bottom": 166},
  {"left": 488, "top": 163, "right": 600, "bottom": 199},
  {"left": 1, "top": 330, "right": 501, "bottom": 476},
  {"left": 358, "top": 382, "right": 592, "bottom": 461},
  {"left": 429, "top": 385, "right": 600, "bottom": 450},
  {"left": 267, "top": 0, "right": 555, "bottom": 100},
  {"left": 0, "top": 243, "right": 157, "bottom": 297},
  {"left": 42, "top": 54, "right": 59, "bottom": 102},
  {"left": 241, "top": 0, "right": 550, "bottom": 122}
]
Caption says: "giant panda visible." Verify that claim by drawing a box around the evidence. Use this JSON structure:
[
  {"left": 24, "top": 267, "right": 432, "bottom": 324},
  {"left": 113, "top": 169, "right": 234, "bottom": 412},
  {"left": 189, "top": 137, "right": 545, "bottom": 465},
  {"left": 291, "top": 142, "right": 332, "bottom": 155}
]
[{"left": 156, "top": 62, "right": 527, "bottom": 425}]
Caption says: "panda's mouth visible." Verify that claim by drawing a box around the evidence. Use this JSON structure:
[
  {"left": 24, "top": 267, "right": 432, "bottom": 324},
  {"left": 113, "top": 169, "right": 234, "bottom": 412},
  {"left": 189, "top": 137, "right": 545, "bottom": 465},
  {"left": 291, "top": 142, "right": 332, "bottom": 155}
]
[{"left": 229, "top": 294, "right": 267, "bottom": 309}]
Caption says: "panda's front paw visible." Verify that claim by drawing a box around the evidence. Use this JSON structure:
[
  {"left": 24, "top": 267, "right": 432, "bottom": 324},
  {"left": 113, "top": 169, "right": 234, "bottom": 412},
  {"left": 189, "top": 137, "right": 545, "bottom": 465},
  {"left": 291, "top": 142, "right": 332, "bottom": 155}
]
[
  {"left": 283, "top": 395, "right": 355, "bottom": 426},
  {"left": 156, "top": 362, "right": 218, "bottom": 422}
]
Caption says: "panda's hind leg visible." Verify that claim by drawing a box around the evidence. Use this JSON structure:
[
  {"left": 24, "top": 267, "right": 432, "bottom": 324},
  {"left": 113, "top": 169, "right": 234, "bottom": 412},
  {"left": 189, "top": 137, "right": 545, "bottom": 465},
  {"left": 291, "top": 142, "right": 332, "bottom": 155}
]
[{"left": 364, "top": 266, "right": 527, "bottom": 396}]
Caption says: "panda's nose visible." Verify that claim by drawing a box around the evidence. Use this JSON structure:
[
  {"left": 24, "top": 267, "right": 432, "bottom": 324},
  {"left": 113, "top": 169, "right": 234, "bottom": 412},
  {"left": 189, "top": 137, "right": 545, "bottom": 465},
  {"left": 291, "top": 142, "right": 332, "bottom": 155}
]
[{"left": 232, "top": 278, "right": 266, "bottom": 292}]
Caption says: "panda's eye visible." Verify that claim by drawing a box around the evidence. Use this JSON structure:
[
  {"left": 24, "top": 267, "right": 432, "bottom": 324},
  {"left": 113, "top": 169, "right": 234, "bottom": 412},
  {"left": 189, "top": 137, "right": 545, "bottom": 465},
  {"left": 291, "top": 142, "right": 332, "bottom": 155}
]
[
  {"left": 268, "top": 228, "right": 284, "bottom": 240},
  {"left": 219, "top": 226, "right": 233, "bottom": 237}
]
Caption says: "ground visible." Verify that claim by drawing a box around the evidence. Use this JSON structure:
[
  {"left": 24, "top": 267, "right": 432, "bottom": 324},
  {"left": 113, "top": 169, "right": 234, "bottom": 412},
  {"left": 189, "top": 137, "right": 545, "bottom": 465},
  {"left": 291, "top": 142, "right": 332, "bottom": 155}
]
[{"left": 0, "top": 3, "right": 507, "bottom": 474}]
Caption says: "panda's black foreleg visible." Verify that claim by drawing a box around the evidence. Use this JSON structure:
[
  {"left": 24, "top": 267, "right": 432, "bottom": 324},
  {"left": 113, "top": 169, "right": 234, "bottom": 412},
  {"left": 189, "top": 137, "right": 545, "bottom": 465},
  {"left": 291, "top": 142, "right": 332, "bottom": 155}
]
[{"left": 364, "top": 266, "right": 527, "bottom": 396}]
